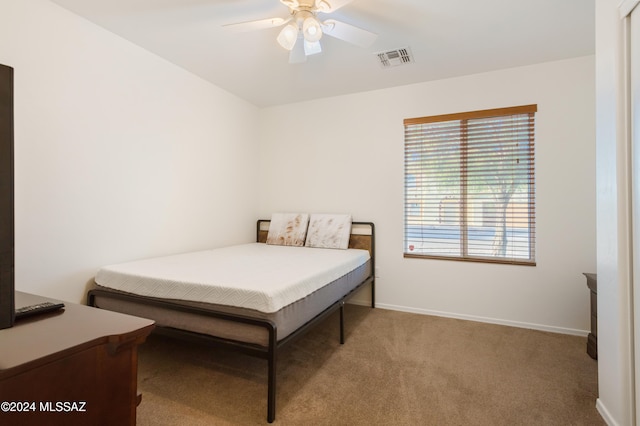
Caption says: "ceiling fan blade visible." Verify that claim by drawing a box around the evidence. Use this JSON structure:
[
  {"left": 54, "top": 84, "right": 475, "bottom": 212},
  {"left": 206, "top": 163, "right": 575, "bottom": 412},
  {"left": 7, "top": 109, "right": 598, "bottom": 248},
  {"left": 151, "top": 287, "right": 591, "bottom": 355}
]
[
  {"left": 315, "top": 0, "right": 354, "bottom": 13},
  {"left": 304, "top": 40, "right": 322, "bottom": 56},
  {"left": 289, "top": 37, "right": 307, "bottom": 63},
  {"left": 280, "top": 0, "right": 300, "bottom": 8},
  {"left": 223, "top": 17, "right": 288, "bottom": 33},
  {"left": 322, "top": 19, "right": 378, "bottom": 48}
]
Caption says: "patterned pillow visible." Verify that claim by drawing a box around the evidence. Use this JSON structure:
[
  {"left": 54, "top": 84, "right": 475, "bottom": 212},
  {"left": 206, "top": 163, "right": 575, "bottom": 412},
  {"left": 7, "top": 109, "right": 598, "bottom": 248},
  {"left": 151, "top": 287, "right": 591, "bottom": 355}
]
[
  {"left": 266, "top": 213, "right": 310, "bottom": 247},
  {"left": 305, "top": 214, "right": 352, "bottom": 249}
]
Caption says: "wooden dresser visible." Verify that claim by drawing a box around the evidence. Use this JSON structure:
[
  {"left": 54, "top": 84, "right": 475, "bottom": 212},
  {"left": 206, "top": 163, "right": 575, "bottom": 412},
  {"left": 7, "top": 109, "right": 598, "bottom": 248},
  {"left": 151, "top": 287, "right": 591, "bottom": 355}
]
[
  {"left": 0, "top": 292, "right": 154, "bottom": 425},
  {"left": 584, "top": 273, "right": 597, "bottom": 360}
]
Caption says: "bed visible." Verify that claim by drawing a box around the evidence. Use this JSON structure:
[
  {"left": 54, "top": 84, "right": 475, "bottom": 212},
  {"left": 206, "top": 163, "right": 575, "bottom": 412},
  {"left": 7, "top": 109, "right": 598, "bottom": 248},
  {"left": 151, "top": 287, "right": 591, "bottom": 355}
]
[{"left": 86, "top": 214, "right": 375, "bottom": 423}]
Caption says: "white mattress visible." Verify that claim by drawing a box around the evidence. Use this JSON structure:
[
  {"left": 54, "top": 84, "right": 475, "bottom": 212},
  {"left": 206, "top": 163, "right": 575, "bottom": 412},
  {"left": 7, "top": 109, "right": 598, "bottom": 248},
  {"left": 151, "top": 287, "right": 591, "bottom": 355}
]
[{"left": 95, "top": 243, "right": 370, "bottom": 313}]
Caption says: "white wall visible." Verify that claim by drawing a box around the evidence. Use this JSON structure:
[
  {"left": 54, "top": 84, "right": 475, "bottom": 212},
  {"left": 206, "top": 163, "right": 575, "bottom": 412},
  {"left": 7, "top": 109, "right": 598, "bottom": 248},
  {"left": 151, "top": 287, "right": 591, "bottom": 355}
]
[
  {"left": 259, "top": 55, "right": 596, "bottom": 335},
  {"left": 0, "top": 0, "right": 260, "bottom": 303}
]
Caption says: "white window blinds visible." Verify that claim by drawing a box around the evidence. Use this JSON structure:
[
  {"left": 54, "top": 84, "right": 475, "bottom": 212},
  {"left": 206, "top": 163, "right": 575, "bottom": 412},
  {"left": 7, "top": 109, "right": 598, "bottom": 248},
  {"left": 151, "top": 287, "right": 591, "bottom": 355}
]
[{"left": 404, "top": 105, "right": 536, "bottom": 265}]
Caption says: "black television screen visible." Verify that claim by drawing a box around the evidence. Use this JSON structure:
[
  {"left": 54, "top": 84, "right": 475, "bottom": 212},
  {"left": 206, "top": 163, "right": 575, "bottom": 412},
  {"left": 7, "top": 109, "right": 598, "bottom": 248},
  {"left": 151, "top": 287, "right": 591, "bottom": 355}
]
[{"left": 0, "top": 63, "right": 14, "bottom": 329}]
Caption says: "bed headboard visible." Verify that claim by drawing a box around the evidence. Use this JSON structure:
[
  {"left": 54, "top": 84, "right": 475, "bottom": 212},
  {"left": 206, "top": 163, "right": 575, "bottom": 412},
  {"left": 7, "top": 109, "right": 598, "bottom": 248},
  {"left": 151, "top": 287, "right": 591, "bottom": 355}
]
[{"left": 256, "top": 220, "right": 375, "bottom": 259}]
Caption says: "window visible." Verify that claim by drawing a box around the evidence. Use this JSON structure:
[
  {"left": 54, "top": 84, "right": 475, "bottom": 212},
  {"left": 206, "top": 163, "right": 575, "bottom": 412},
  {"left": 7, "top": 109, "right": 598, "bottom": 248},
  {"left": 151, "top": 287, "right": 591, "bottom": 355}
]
[{"left": 404, "top": 105, "right": 536, "bottom": 265}]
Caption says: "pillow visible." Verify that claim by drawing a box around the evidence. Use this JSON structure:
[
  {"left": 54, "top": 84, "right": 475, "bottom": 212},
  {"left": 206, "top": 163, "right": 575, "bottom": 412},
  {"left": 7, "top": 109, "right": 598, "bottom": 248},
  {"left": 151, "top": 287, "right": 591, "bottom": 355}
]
[
  {"left": 266, "top": 213, "right": 310, "bottom": 247},
  {"left": 305, "top": 214, "right": 352, "bottom": 249}
]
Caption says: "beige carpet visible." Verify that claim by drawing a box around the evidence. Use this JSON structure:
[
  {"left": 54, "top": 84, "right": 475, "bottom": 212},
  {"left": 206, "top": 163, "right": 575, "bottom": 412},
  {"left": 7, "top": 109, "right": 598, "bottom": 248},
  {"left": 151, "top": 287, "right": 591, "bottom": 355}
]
[{"left": 136, "top": 305, "right": 603, "bottom": 426}]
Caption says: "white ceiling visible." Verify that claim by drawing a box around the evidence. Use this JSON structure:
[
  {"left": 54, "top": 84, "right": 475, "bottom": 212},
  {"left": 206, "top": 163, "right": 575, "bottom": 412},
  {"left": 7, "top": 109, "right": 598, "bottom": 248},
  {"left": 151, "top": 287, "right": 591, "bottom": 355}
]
[{"left": 48, "top": 0, "right": 595, "bottom": 108}]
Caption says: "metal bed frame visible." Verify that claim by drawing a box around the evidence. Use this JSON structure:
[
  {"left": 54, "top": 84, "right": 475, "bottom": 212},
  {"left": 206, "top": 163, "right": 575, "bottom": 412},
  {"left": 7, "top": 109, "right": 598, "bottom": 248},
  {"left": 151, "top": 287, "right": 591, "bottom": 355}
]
[{"left": 87, "top": 219, "right": 375, "bottom": 423}]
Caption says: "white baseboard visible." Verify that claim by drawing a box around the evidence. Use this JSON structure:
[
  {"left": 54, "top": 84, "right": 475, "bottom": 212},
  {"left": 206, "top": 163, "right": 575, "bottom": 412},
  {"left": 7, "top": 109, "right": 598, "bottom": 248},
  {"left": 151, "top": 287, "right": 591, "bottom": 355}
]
[
  {"left": 359, "top": 302, "right": 590, "bottom": 336},
  {"left": 596, "top": 398, "right": 618, "bottom": 426}
]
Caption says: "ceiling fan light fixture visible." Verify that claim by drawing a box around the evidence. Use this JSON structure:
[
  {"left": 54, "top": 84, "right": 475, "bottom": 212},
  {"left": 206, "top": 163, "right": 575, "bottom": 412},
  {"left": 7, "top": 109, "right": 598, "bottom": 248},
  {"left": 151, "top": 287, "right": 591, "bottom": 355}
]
[
  {"left": 226, "top": 0, "right": 377, "bottom": 63},
  {"left": 302, "top": 16, "right": 323, "bottom": 42},
  {"left": 277, "top": 23, "right": 299, "bottom": 50}
]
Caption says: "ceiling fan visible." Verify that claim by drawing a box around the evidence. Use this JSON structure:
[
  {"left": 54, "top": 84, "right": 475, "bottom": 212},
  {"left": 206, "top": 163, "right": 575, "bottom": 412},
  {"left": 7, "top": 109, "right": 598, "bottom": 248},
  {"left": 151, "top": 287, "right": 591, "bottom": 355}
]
[{"left": 224, "top": 0, "right": 378, "bottom": 64}]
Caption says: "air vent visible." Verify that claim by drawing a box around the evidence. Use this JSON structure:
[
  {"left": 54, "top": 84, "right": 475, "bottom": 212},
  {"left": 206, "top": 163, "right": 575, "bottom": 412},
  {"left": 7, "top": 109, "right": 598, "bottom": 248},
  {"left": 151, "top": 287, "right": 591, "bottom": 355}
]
[{"left": 376, "top": 47, "right": 413, "bottom": 68}]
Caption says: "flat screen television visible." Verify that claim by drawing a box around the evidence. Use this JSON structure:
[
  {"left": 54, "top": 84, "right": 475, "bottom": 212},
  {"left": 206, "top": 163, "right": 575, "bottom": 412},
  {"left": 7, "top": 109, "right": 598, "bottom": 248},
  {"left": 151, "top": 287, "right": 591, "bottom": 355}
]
[{"left": 0, "top": 63, "right": 14, "bottom": 329}]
